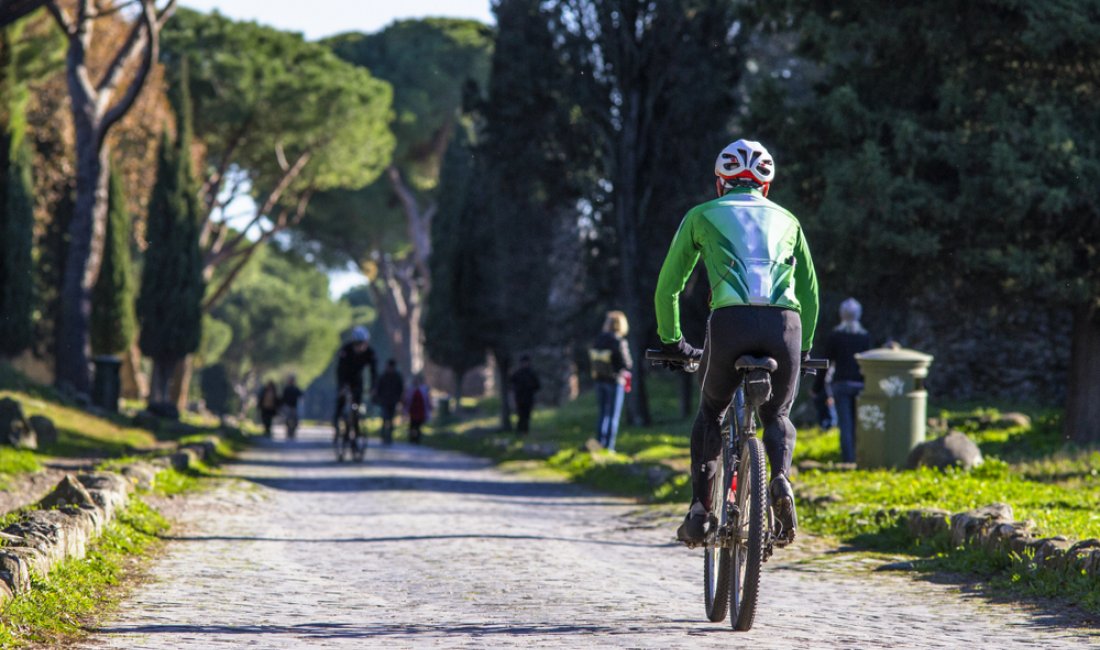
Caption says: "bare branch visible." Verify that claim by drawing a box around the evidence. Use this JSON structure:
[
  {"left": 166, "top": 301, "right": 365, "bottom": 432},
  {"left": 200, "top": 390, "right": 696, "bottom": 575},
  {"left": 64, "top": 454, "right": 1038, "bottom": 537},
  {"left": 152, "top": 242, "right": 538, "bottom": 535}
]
[
  {"left": 45, "top": 1, "right": 76, "bottom": 36},
  {"left": 275, "top": 142, "right": 290, "bottom": 171},
  {"left": 89, "top": 0, "right": 139, "bottom": 19},
  {"left": 99, "top": 0, "right": 177, "bottom": 139}
]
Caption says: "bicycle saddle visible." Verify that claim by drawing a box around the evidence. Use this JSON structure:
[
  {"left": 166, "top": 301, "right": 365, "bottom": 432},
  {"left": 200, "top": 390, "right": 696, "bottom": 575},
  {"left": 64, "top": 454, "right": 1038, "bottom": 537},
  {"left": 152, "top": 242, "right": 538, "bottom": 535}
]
[{"left": 735, "top": 355, "right": 778, "bottom": 373}]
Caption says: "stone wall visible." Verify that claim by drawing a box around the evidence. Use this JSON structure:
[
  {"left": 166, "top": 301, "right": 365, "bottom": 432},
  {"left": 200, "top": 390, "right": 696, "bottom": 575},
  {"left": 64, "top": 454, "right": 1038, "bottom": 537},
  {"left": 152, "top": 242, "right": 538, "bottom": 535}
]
[{"left": 905, "top": 503, "right": 1100, "bottom": 584}]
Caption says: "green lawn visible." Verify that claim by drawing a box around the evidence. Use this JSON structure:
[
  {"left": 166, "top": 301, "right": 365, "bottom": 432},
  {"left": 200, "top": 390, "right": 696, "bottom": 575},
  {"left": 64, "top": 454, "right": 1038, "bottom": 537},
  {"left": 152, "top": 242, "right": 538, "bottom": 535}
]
[{"left": 431, "top": 377, "right": 1100, "bottom": 545}]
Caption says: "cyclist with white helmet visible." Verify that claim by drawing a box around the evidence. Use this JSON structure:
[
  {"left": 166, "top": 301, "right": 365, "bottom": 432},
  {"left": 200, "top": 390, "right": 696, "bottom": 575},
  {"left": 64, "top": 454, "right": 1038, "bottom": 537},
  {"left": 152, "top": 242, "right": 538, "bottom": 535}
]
[
  {"left": 333, "top": 326, "right": 378, "bottom": 433},
  {"left": 654, "top": 139, "right": 820, "bottom": 545}
]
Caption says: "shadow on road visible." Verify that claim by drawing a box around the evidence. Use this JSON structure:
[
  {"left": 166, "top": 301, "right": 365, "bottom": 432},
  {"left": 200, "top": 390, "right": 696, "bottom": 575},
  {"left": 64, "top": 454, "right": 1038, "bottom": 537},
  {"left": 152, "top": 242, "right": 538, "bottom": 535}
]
[
  {"left": 93, "top": 622, "right": 621, "bottom": 639},
  {"left": 159, "top": 531, "right": 676, "bottom": 549},
  {"left": 235, "top": 474, "right": 587, "bottom": 498}
]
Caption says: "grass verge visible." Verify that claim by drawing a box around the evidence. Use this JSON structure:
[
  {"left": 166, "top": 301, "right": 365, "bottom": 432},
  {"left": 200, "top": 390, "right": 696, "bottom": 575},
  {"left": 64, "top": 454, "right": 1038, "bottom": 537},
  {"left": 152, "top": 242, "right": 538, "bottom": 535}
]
[{"left": 0, "top": 499, "right": 168, "bottom": 648}]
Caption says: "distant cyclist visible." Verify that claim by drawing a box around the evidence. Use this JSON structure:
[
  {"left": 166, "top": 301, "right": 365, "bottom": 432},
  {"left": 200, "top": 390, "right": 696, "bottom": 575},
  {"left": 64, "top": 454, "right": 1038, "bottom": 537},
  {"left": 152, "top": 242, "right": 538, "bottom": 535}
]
[
  {"left": 333, "top": 326, "right": 378, "bottom": 435},
  {"left": 653, "top": 139, "right": 819, "bottom": 545}
]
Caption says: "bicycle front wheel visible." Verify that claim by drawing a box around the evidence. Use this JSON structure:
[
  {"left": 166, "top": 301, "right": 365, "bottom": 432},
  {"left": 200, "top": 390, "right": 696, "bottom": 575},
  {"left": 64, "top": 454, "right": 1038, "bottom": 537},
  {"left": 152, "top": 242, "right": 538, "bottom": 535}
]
[
  {"left": 729, "top": 435, "right": 767, "bottom": 631},
  {"left": 703, "top": 443, "right": 731, "bottom": 622},
  {"left": 352, "top": 414, "right": 366, "bottom": 462}
]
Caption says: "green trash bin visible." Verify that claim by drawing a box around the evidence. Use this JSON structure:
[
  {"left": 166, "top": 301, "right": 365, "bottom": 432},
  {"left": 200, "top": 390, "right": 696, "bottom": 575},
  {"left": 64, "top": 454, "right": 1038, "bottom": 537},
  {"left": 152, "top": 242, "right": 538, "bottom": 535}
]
[
  {"left": 92, "top": 355, "right": 123, "bottom": 413},
  {"left": 853, "top": 346, "right": 933, "bottom": 469}
]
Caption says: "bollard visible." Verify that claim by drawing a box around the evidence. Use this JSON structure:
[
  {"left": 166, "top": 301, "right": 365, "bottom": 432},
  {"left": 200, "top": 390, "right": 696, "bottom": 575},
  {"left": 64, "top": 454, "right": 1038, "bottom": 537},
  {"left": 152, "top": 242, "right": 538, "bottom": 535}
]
[{"left": 92, "top": 355, "right": 123, "bottom": 413}]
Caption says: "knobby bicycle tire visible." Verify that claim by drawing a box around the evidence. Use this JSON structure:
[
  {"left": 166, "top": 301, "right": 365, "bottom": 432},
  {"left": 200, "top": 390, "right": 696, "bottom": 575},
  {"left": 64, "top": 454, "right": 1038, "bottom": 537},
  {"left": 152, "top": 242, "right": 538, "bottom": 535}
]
[
  {"left": 704, "top": 443, "right": 731, "bottom": 622},
  {"left": 730, "top": 435, "right": 767, "bottom": 631}
]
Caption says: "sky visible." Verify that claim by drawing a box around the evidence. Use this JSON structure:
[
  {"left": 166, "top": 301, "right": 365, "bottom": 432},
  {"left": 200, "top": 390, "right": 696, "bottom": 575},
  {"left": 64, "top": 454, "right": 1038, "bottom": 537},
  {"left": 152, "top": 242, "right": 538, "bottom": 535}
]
[
  {"left": 179, "top": 0, "right": 495, "bottom": 40},
  {"left": 181, "top": 1, "right": 495, "bottom": 297}
]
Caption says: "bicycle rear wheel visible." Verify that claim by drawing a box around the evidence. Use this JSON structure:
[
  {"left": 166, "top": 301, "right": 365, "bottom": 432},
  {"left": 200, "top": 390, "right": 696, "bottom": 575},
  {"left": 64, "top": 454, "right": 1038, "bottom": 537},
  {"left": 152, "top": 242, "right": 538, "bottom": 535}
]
[
  {"left": 703, "top": 443, "right": 731, "bottom": 622},
  {"left": 729, "top": 435, "right": 767, "bottom": 631}
]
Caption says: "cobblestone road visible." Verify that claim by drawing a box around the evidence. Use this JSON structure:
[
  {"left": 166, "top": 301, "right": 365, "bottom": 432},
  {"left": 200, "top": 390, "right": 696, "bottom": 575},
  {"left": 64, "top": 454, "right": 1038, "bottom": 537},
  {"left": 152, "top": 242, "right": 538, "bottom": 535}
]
[{"left": 83, "top": 427, "right": 1098, "bottom": 649}]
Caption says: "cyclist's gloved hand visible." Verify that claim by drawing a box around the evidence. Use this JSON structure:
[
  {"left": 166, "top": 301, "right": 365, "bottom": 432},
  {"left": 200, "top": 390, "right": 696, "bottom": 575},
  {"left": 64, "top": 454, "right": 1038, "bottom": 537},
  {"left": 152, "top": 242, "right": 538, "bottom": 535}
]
[
  {"left": 800, "top": 350, "right": 814, "bottom": 376},
  {"left": 662, "top": 338, "right": 703, "bottom": 361}
]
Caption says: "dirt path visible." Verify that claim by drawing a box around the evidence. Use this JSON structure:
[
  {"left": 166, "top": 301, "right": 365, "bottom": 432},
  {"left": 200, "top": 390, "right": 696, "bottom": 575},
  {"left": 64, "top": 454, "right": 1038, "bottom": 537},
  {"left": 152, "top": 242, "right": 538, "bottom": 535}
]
[{"left": 80, "top": 426, "right": 1097, "bottom": 648}]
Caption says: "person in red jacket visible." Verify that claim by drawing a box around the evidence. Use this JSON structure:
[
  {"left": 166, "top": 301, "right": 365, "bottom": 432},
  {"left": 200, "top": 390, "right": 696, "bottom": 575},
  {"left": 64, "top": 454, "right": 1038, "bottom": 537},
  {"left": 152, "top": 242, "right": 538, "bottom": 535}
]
[{"left": 404, "top": 375, "right": 432, "bottom": 444}]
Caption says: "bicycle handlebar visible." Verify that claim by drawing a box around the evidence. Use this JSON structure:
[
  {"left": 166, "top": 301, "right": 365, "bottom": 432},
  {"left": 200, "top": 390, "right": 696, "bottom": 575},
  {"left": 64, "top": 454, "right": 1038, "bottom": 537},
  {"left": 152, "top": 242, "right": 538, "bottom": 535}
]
[{"left": 645, "top": 348, "right": 829, "bottom": 375}]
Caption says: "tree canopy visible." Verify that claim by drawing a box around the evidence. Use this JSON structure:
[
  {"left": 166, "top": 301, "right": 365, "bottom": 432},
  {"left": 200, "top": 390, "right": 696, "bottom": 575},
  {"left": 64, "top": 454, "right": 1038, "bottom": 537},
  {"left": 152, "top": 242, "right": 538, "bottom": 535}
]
[
  {"left": 748, "top": 0, "right": 1100, "bottom": 440},
  {"left": 210, "top": 246, "right": 352, "bottom": 389}
]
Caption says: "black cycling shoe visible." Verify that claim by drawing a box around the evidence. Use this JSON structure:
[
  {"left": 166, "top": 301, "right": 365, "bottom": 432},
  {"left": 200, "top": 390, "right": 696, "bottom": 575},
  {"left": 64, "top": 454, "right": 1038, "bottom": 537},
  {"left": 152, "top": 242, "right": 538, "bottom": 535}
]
[
  {"left": 770, "top": 475, "right": 798, "bottom": 546},
  {"left": 677, "top": 502, "right": 709, "bottom": 545}
]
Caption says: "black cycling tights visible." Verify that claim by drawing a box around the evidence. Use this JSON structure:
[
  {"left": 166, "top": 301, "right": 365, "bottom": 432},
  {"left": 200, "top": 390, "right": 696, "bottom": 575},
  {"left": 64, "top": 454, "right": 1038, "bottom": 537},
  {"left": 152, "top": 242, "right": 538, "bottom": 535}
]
[{"left": 691, "top": 306, "right": 802, "bottom": 509}]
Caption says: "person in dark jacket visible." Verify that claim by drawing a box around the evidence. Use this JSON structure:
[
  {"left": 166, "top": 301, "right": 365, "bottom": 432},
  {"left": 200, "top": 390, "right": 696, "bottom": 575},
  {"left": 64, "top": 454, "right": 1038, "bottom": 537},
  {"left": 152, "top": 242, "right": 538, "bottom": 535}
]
[
  {"left": 333, "top": 326, "right": 377, "bottom": 435},
  {"left": 813, "top": 298, "right": 872, "bottom": 463},
  {"left": 280, "top": 375, "right": 303, "bottom": 439},
  {"left": 258, "top": 380, "right": 279, "bottom": 437},
  {"left": 375, "top": 359, "right": 405, "bottom": 445},
  {"left": 510, "top": 355, "right": 542, "bottom": 434},
  {"left": 589, "top": 310, "right": 633, "bottom": 452}
]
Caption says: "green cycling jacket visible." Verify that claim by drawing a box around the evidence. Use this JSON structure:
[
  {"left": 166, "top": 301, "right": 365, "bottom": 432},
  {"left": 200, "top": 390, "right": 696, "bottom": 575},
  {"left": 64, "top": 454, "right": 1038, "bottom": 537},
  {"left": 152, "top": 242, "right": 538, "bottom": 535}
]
[{"left": 655, "top": 187, "right": 820, "bottom": 351}]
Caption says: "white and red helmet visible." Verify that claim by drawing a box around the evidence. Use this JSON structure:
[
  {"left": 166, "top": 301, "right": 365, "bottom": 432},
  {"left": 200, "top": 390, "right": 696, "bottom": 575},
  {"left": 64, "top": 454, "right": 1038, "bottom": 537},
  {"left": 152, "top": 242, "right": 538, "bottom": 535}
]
[{"left": 715, "top": 139, "right": 775, "bottom": 197}]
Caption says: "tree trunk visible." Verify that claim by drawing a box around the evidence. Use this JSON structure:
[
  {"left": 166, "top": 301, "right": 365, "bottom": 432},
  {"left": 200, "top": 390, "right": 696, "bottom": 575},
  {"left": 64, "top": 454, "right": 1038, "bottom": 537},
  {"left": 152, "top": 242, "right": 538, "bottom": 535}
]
[
  {"left": 366, "top": 256, "right": 425, "bottom": 375},
  {"left": 56, "top": 139, "right": 110, "bottom": 394},
  {"left": 613, "top": 88, "right": 652, "bottom": 426},
  {"left": 1065, "top": 305, "right": 1100, "bottom": 444},
  {"left": 169, "top": 355, "right": 193, "bottom": 412},
  {"left": 493, "top": 348, "right": 512, "bottom": 431},
  {"left": 120, "top": 340, "right": 147, "bottom": 400},
  {"left": 149, "top": 357, "right": 177, "bottom": 405},
  {"left": 453, "top": 368, "right": 466, "bottom": 416}
]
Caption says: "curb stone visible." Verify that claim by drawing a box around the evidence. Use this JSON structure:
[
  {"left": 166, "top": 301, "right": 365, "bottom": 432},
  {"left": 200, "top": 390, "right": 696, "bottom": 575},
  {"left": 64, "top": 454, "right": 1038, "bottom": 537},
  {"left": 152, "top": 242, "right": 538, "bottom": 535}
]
[
  {"left": 0, "top": 471, "right": 134, "bottom": 603},
  {"left": 0, "top": 434, "right": 228, "bottom": 604},
  {"left": 905, "top": 503, "right": 1100, "bottom": 582}
]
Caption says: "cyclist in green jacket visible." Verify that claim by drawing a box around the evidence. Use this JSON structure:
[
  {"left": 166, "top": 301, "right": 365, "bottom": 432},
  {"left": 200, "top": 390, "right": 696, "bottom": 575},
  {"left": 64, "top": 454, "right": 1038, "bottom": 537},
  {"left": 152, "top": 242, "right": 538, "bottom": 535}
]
[{"left": 654, "top": 139, "right": 819, "bottom": 545}]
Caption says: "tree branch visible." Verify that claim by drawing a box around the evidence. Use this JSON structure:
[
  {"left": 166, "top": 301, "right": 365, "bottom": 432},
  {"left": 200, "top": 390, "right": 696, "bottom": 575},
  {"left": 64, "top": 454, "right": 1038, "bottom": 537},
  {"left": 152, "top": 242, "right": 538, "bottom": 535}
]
[
  {"left": 45, "top": 0, "right": 75, "bottom": 36},
  {"left": 99, "top": 0, "right": 177, "bottom": 140}
]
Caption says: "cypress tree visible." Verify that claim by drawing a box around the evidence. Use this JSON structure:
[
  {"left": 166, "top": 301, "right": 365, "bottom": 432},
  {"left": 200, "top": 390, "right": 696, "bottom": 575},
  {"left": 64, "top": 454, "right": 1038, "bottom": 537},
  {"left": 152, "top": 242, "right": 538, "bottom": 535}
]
[
  {"left": 0, "top": 25, "right": 36, "bottom": 357},
  {"left": 90, "top": 166, "right": 136, "bottom": 356},
  {"left": 137, "top": 65, "right": 204, "bottom": 402}
]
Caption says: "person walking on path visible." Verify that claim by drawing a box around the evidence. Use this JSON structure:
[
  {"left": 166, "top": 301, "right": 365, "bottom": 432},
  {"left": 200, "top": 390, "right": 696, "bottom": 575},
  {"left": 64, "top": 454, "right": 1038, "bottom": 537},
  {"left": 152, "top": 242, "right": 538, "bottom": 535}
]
[
  {"left": 589, "top": 310, "right": 633, "bottom": 452},
  {"left": 813, "top": 298, "right": 872, "bottom": 463},
  {"left": 280, "top": 375, "right": 303, "bottom": 439},
  {"left": 258, "top": 380, "right": 279, "bottom": 437},
  {"left": 375, "top": 359, "right": 405, "bottom": 445},
  {"left": 509, "top": 355, "right": 542, "bottom": 434},
  {"left": 403, "top": 375, "right": 432, "bottom": 444}
]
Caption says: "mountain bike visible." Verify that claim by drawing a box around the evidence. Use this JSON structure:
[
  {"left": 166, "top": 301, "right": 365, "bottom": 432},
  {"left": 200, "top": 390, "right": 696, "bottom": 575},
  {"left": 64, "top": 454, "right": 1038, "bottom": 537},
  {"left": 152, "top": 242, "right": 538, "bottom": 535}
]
[
  {"left": 646, "top": 348, "right": 827, "bottom": 631},
  {"left": 334, "top": 387, "right": 366, "bottom": 463}
]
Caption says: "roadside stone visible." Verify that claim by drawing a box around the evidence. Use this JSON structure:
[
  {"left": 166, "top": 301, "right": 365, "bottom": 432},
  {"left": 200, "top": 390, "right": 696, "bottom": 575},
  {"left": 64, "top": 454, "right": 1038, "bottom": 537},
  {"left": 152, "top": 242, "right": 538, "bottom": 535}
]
[
  {"left": 907, "top": 430, "right": 983, "bottom": 470},
  {"left": 0, "top": 470, "right": 134, "bottom": 605},
  {"left": 78, "top": 472, "right": 134, "bottom": 521},
  {"left": 997, "top": 412, "right": 1031, "bottom": 429},
  {"left": 28, "top": 415, "right": 58, "bottom": 447},
  {"left": 906, "top": 508, "right": 951, "bottom": 539},
  {"left": 170, "top": 449, "right": 198, "bottom": 471},
  {"left": 0, "top": 397, "right": 36, "bottom": 449},
  {"left": 0, "top": 548, "right": 33, "bottom": 593},
  {"left": 1030, "top": 537, "right": 1073, "bottom": 569},
  {"left": 949, "top": 503, "right": 1013, "bottom": 547},
  {"left": 121, "top": 462, "right": 159, "bottom": 490},
  {"left": 38, "top": 474, "right": 97, "bottom": 510}
]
